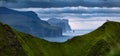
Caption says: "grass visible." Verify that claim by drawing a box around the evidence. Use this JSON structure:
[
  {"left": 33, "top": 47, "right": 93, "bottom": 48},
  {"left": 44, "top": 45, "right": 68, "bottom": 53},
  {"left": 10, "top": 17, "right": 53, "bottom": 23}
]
[{"left": 0, "top": 21, "right": 120, "bottom": 56}]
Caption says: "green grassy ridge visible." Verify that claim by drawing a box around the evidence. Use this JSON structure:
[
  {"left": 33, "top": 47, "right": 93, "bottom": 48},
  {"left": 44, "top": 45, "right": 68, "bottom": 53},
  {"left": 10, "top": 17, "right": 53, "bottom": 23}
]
[
  {"left": 0, "top": 22, "right": 27, "bottom": 56},
  {"left": 0, "top": 21, "right": 120, "bottom": 56},
  {"left": 15, "top": 21, "right": 120, "bottom": 56}
]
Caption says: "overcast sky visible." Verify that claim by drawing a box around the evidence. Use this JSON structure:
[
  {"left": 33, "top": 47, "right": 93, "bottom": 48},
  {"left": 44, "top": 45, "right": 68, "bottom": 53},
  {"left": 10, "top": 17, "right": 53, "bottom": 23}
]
[
  {"left": 15, "top": 6, "right": 120, "bottom": 29},
  {"left": 1, "top": 0, "right": 120, "bottom": 30},
  {"left": 0, "top": 0, "right": 120, "bottom": 8}
]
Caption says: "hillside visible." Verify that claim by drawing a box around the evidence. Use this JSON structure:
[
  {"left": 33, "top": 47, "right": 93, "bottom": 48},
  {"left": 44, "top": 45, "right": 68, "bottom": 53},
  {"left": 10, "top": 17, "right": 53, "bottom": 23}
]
[
  {"left": 0, "top": 21, "right": 120, "bottom": 56},
  {"left": 0, "top": 7, "right": 62, "bottom": 37}
]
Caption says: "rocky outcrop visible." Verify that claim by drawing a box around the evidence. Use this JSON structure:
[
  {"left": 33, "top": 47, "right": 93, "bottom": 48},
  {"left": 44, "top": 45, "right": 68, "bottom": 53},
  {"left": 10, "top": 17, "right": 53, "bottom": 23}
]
[
  {"left": 47, "top": 18, "right": 71, "bottom": 32},
  {"left": 0, "top": 7, "right": 62, "bottom": 37}
]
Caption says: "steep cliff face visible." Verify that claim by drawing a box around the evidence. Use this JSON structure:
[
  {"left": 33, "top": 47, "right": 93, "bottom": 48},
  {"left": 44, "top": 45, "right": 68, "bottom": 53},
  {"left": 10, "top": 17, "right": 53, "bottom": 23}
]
[
  {"left": 0, "top": 7, "right": 62, "bottom": 37},
  {"left": 47, "top": 18, "right": 71, "bottom": 32}
]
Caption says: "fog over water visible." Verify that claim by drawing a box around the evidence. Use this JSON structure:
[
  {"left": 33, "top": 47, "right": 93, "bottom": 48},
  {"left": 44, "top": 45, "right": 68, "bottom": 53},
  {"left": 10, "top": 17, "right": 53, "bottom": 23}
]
[
  {"left": 41, "top": 17, "right": 120, "bottom": 42},
  {"left": 14, "top": 6, "right": 120, "bottom": 42},
  {"left": 42, "top": 30, "right": 93, "bottom": 42}
]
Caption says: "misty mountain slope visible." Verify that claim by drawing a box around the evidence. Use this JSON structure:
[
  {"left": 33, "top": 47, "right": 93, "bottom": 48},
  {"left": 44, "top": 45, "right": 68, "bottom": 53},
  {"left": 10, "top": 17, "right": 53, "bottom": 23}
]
[
  {"left": 0, "top": 7, "right": 62, "bottom": 37},
  {"left": 0, "top": 21, "right": 120, "bottom": 56}
]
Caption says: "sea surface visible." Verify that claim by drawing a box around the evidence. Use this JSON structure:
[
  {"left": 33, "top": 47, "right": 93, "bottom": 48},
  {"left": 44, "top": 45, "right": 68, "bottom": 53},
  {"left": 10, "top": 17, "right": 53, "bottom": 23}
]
[{"left": 42, "top": 30, "right": 94, "bottom": 42}]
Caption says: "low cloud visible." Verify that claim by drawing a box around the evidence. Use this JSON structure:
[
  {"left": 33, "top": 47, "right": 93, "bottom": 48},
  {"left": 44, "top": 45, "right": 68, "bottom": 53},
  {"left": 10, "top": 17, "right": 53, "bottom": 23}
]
[
  {"left": 14, "top": 6, "right": 120, "bottom": 30},
  {"left": 15, "top": 6, "right": 120, "bottom": 18}
]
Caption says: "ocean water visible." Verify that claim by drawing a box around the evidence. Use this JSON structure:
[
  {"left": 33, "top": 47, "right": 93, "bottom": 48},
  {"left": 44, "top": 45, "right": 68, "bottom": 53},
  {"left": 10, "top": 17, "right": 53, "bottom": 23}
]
[{"left": 42, "top": 30, "right": 93, "bottom": 42}]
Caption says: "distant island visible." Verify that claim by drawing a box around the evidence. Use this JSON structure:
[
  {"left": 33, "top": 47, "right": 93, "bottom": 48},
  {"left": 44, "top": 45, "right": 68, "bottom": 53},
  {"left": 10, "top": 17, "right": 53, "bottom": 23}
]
[
  {"left": 0, "top": 7, "right": 62, "bottom": 37},
  {"left": 47, "top": 18, "right": 72, "bottom": 32}
]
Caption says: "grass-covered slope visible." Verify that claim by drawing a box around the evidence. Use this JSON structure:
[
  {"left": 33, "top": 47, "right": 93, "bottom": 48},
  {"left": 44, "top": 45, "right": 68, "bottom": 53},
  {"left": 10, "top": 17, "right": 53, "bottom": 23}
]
[
  {"left": 0, "top": 21, "right": 120, "bottom": 56},
  {"left": 0, "top": 22, "right": 26, "bottom": 56}
]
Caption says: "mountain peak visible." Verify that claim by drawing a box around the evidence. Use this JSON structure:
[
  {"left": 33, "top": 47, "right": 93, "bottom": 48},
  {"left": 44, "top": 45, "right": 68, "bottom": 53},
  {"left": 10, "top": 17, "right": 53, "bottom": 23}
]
[
  {"left": 0, "top": 7, "right": 17, "bottom": 14},
  {"left": 0, "top": 7, "right": 62, "bottom": 37},
  {"left": 0, "top": 7, "right": 9, "bottom": 10},
  {"left": 104, "top": 21, "right": 120, "bottom": 25}
]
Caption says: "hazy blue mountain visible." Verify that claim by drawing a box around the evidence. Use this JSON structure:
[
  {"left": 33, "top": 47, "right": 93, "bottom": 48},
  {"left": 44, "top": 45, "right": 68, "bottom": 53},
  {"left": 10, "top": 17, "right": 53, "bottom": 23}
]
[
  {"left": 0, "top": 7, "right": 62, "bottom": 37},
  {"left": 47, "top": 18, "right": 71, "bottom": 32}
]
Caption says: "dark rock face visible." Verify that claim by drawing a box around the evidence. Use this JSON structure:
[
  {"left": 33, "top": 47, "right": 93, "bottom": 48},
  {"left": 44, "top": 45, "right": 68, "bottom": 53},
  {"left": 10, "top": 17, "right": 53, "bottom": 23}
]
[
  {"left": 47, "top": 18, "right": 71, "bottom": 32},
  {"left": 0, "top": 7, "right": 62, "bottom": 37}
]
